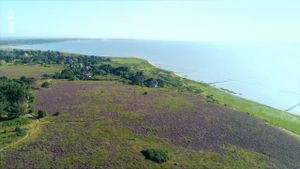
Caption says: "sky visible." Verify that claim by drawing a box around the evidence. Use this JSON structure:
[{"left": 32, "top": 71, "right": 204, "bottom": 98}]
[{"left": 0, "top": 0, "right": 300, "bottom": 42}]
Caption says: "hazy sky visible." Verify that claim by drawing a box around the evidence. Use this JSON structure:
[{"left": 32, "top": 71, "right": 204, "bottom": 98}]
[{"left": 0, "top": 0, "right": 299, "bottom": 42}]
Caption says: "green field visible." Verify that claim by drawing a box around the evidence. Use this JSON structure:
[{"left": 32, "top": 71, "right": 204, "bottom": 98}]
[{"left": 0, "top": 64, "right": 63, "bottom": 79}]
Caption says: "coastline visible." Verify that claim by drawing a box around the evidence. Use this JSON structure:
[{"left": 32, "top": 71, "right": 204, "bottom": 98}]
[{"left": 143, "top": 56, "right": 299, "bottom": 114}]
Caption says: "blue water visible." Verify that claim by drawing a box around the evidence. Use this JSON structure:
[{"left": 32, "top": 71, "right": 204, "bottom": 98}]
[{"left": 15, "top": 39, "right": 300, "bottom": 114}]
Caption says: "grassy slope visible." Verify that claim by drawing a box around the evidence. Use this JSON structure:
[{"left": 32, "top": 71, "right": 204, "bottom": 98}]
[{"left": 111, "top": 57, "right": 300, "bottom": 135}]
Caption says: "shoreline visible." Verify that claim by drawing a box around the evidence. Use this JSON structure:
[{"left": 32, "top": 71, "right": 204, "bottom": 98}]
[{"left": 143, "top": 57, "right": 299, "bottom": 115}]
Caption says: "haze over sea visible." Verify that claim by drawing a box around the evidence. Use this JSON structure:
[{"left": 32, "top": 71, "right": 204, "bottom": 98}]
[{"left": 15, "top": 39, "right": 300, "bottom": 114}]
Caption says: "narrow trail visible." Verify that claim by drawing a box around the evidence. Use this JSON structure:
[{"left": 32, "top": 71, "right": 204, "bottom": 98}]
[{"left": 0, "top": 115, "right": 40, "bottom": 153}]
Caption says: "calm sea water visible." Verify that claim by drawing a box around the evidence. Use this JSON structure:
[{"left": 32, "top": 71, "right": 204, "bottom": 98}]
[{"left": 15, "top": 39, "right": 300, "bottom": 114}]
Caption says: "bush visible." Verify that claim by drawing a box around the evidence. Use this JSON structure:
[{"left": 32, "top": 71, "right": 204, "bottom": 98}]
[
  {"left": 42, "top": 73, "right": 51, "bottom": 79},
  {"left": 59, "top": 69, "right": 76, "bottom": 80},
  {"left": 37, "top": 110, "right": 47, "bottom": 119},
  {"left": 41, "top": 81, "right": 50, "bottom": 88},
  {"left": 19, "top": 76, "right": 35, "bottom": 85},
  {"left": 141, "top": 148, "right": 170, "bottom": 163},
  {"left": 53, "top": 112, "right": 60, "bottom": 116},
  {"left": 15, "top": 126, "right": 27, "bottom": 136}
]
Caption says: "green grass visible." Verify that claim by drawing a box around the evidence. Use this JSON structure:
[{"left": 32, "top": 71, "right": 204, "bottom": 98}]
[
  {"left": 0, "top": 116, "right": 30, "bottom": 127},
  {"left": 0, "top": 64, "right": 63, "bottom": 79},
  {"left": 0, "top": 116, "right": 37, "bottom": 151}
]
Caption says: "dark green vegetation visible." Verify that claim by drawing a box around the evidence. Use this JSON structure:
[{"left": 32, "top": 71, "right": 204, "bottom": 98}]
[
  {"left": 41, "top": 81, "right": 50, "bottom": 88},
  {"left": 0, "top": 48, "right": 300, "bottom": 168},
  {"left": 0, "top": 76, "right": 34, "bottom": 119},
  {"left": 142, "top": 148, "right": 170, "bottom": 163},
  {"left": 15, "top": 126, "right": 27, "bottom": 137},
  {"left": 53, "top": 112, "right": 60, "bottom": 116},
  {"left": 37, "top": 110, "right": 47, "bottom": 119}
]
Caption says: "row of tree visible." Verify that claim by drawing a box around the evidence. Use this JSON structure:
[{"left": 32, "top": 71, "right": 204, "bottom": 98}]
[
  {"left": 53, "top": 65, "right": 164, "bottom": 88},
  {"left": 0, "top": 49, "right": 110, "bottom": 65}
]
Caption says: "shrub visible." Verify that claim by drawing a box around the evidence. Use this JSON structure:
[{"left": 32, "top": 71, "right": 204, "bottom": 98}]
[
  {"left": 15, "top": 126, "right": 20, "bottom": 132},
  {"left": 141, "top": 148, "right": 170, "bottom": 163},
  {"left": 59, "top": 69, "right": 76, "bottom": 80},
  {"left": 15, "top": 126, "right": 27, "bottom": 136},
  {"left": 41, "top": 81, "right": 50, "bottom": 88},
  {"left": 28, "top": 109, "right": 34, "bottom": 114},
  {"left": 205, "top": 94, "right": 218, "bottom": 103},
  {"left": 53, "top": 112, "right": 60, "bottom": 116},
  {"left": 37, "top": 110, "right": 47, "bottom": 119},
  {"left": 19, "top": 76, "right": 35, "bottom": 85},
  {"left": 42, "top": 73, "right": 51, "bottom": 79}
]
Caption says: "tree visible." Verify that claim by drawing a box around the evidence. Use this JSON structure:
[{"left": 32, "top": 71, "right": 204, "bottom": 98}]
[
  {"left": 129, "top": 71, "right": 146, "bottom": 85},
  {"left": 144, "top": 78, "right": 158, "bottom": 88},
  {"left": 99, "top": 64, "right": 112, "bottom": 73}
]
